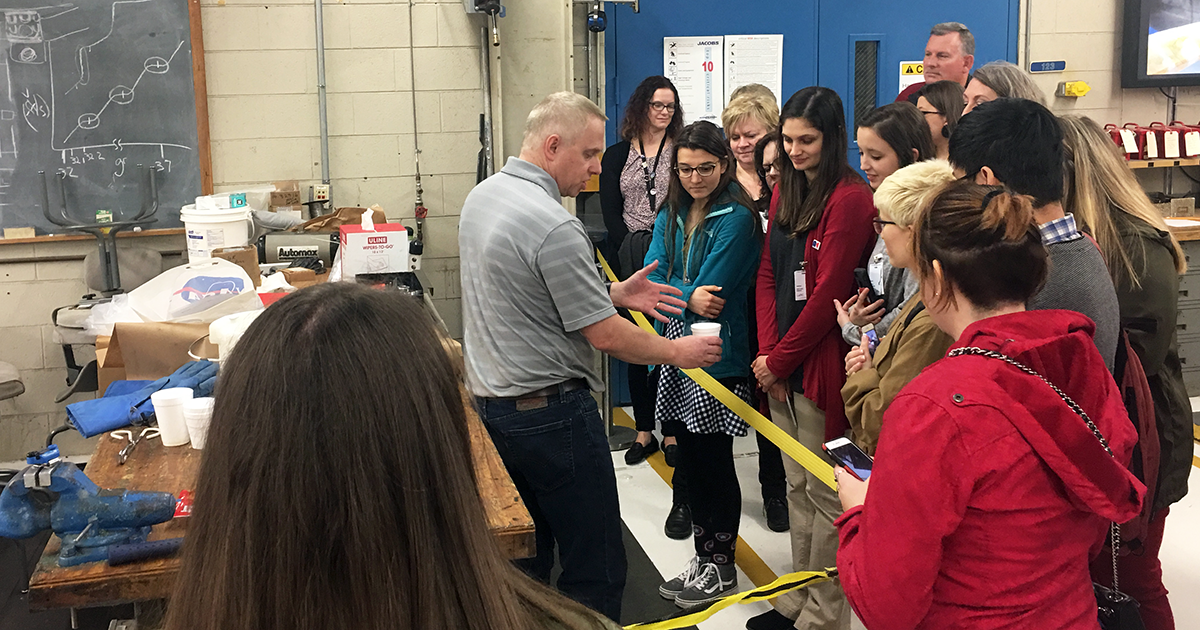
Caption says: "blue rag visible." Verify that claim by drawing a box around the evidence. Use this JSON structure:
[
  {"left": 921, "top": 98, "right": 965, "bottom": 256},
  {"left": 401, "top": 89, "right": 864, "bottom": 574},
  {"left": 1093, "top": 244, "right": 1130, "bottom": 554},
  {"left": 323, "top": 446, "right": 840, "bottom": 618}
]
[{"left": 67, "top": 360, "right": 219, "bottom": 437}]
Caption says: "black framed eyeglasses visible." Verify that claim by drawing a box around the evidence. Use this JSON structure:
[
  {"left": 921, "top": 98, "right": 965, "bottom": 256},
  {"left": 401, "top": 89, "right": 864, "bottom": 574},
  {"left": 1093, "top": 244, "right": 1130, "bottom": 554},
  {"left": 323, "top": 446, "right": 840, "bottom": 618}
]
[
  {"left": 676, "top": 163, "right": 718, "bottom": 178},
  {"left": 872, "top": 218, "right": 897, "bottom": 234},
  {"left": 649, "top": 101, "right": 677, "bottom": 112}
]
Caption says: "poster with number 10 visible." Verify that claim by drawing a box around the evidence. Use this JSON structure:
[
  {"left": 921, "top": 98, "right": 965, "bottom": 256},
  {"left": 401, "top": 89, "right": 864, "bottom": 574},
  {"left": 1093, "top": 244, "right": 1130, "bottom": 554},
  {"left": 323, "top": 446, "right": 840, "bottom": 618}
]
[{"left": 664, "top": 36, "right": 724, "bottom": 125}]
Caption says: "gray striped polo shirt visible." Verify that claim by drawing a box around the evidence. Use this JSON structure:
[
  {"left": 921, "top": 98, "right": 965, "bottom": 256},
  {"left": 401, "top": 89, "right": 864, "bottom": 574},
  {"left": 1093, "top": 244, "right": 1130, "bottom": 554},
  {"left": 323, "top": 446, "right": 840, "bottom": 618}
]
[{"left": 460, "top": 157, "right": 617, "bottom": 398}]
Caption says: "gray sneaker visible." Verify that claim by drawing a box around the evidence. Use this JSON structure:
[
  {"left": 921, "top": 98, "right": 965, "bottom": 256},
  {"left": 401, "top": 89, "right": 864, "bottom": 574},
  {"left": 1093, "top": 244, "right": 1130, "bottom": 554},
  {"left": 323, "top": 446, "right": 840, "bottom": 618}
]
[
  {"left": 658, "top": 555, "right": 706, "bottom": 600},
  {"left": 674, "top": 561, "right": 737, "bottom": 608}
]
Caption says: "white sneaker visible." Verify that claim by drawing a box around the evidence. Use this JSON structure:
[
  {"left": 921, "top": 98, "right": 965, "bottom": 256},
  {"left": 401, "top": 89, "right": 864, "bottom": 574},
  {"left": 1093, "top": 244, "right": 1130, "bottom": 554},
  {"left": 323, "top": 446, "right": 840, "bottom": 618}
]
[
  {"left": 674, "top": 561, "right": 737, "bottom": 608},
  {"left": 658, "top": 555, "right": 705, "bottom": 600}
]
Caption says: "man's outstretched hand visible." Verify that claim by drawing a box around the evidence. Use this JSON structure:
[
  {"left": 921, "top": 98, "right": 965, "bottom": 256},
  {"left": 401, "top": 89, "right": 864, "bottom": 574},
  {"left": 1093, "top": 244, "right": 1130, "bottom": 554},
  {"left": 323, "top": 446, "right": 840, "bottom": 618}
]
[{"left": 610, "top": 260, "right": 687, "bottom": 324}]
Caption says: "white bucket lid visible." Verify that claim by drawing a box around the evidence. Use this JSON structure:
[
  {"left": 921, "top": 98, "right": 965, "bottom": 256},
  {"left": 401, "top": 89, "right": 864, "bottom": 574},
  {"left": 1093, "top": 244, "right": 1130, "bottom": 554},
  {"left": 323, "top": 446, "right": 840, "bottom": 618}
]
[{"left": 181, "top": 205, "right": 251, "bottom": 220}]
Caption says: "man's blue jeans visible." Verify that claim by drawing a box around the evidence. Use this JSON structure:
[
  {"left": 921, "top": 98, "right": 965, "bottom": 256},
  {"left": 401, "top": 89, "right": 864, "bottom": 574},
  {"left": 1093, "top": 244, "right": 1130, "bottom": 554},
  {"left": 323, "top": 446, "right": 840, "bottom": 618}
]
[{"left": 476, "top": 388, "right": 627, "bottom": 622}]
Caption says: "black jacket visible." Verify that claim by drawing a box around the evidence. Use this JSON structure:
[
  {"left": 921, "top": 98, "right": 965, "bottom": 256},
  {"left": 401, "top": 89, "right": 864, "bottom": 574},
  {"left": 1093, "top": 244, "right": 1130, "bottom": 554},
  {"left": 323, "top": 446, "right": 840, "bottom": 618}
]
[{"left": 599, "top": 140, "right": 633, "bottom": 257}]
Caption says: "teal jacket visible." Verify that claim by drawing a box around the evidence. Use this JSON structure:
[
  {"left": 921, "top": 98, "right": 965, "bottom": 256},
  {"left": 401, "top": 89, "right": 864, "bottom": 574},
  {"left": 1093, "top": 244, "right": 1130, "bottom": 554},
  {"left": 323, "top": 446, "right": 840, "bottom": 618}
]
[{"left": 644, "top": 186, "right": 761, "bottom": 379}]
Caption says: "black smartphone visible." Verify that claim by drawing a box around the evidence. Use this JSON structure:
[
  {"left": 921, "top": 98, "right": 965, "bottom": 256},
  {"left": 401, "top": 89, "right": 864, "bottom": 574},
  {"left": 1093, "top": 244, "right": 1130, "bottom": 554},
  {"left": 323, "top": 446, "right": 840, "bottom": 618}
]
[
  {"left": 853, "top": 268, "right": 883, "bottom": 305},
  {"left": 822, "top": 437, "right": 874, "bottom": 481}
]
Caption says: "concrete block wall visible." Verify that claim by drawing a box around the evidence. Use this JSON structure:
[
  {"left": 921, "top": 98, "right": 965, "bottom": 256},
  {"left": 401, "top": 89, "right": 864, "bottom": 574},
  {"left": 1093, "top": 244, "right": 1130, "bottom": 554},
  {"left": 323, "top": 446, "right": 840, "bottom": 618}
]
[
  {"left": 0, "top": 236, "right": 185, "bottom": 462},
  {"left": 203, "top": 0, "right": 489, "bottom": 338},
  {"left": 1022, "top": 0, "right": 1200, "bottom": 197}
]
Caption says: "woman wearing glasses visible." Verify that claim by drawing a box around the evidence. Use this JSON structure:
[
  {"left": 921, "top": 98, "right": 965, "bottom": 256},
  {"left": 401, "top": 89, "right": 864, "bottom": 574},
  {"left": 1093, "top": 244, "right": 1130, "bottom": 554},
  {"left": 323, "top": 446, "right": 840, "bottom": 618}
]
[
  {"left": 644, "top": 121, "right": 761, "bottom": 609},
  {"left": 914, "top": 80, "right": 964, "bottom": 160},
  {"left": 600, "top": 76, "right": 684, "bottom": 472},
  {"left": 747, "top": 87, "right": 877, "bottom": 630},
  {"left": 841, "top": 160, "right": 955, "bottom": 455}
]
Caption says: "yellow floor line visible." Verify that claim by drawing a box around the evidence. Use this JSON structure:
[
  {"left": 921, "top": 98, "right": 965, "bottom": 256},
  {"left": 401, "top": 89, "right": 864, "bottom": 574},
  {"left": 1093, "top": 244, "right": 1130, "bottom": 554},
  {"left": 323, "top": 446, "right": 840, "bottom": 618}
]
[
  {"left": 1194, "top": 423, "right": 1200, "bottom": 443},
  {"left": 613, "top": 408, "right": 780, "bottom": 589},
  {"left": 1193, "top": 455, "right": 1199, "bottom": 470}
]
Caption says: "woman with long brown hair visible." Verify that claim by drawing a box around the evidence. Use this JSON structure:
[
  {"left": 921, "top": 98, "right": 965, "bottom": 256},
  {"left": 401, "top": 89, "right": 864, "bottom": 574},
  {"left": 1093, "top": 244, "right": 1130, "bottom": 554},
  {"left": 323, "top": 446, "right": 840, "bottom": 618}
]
[
  {"left": 164, "top": 283, "right": 619, "bottom": 630},
  {"left": 644, "top": 120, "right": 761, "bottom": 608},
  {"left": 1060, "top": 114, "right": 1189, "bottom": 630},
  {"left": 748, "top": 86, "right": 877, "bottom": 630}
]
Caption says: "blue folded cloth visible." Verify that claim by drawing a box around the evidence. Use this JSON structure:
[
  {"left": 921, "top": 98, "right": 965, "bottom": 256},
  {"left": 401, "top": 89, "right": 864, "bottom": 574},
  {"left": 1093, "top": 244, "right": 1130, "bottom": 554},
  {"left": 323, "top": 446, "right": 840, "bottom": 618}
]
[{"left": 67, "top": 360, "right": 218, "bottom": 437}]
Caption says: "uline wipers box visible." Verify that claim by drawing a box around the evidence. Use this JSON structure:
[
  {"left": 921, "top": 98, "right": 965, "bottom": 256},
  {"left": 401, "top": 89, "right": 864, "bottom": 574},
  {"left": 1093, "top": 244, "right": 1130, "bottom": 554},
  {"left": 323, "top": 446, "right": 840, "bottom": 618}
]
[{"left": 339, "top": 213, "right": 410, "bottom": 279}]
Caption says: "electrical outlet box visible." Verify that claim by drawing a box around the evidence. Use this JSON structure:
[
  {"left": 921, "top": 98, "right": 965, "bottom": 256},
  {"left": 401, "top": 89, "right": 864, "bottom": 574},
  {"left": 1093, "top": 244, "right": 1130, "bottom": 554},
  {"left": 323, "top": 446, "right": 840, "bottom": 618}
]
[{"left": 313, "top": 184, "right": 330, "bottom": 201}]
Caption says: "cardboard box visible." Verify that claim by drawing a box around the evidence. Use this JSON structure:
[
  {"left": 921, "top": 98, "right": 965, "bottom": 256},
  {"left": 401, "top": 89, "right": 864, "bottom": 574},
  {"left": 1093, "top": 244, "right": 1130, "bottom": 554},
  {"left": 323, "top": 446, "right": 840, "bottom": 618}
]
[
  {"left": 98, "top": 323, "right": 213, "bottom": 394},
  {"left": 212, "top": 245, "right": 262, "bottom": 287},
  {"left": 270, "top": 190, "right": 302, "bottom": 206},
  {"left": 279, "top": 267, "right": 329, "bottom": 289},
  {"left": 339, "top": 222, "right": 410, "bottom": 278}
]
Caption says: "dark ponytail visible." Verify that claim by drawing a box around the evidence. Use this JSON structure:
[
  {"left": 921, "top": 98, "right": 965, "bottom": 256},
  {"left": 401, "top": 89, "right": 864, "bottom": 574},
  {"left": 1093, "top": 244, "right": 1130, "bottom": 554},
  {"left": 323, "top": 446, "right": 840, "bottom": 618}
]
[{"left": 913, "top": 181, "right": 1047, "bottom": 310}]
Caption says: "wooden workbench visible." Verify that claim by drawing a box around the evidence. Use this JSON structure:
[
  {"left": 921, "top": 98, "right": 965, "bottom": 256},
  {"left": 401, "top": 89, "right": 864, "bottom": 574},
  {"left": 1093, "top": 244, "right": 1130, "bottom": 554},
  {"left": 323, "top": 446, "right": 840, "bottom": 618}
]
[{"left": 26, "top": 392, "right": 534, "bottom": 610}]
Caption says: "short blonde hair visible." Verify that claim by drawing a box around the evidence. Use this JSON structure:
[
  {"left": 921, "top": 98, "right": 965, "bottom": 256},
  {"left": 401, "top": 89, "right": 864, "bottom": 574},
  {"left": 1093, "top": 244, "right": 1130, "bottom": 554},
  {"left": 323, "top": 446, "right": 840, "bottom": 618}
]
[
  {"left": 873, "top": 159, "right": 955, "bottom": 227},
  {"left": 729, "top": 83, "right": 776, "bottom": 104},
  {"left": 522, "top": 91, "right": 607, "bottom": 152},
  {"left": 721, "top": 94, "right": 779, "bottom": 136}
]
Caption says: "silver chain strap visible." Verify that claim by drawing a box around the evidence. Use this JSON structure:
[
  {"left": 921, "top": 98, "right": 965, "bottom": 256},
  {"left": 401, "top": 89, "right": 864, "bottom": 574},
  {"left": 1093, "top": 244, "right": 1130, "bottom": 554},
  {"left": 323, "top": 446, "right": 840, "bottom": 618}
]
[{"left": 948, "top": 347, "right": 1123, "bottom": 591}]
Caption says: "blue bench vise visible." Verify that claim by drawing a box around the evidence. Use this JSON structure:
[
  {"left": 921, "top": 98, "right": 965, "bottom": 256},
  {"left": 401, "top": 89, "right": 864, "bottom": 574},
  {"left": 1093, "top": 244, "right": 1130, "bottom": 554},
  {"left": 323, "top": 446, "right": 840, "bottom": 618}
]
[{"left": 0, "top": 446, "right": 178, "bottom": 567}]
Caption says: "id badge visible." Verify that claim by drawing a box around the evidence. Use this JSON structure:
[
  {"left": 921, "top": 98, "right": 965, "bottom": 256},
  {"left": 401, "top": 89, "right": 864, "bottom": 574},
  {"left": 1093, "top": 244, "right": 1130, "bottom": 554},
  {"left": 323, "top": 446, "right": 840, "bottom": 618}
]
[{"left": 794, "top": 268, "right": 807, "bottom": 301}]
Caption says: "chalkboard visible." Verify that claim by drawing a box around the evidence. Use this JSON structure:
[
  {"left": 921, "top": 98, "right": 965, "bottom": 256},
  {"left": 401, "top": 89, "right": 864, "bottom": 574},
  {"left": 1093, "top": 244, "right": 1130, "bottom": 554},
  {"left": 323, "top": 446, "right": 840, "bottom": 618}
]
[{"left": 0, "top": 0, "right": 211, "bottom": 236}]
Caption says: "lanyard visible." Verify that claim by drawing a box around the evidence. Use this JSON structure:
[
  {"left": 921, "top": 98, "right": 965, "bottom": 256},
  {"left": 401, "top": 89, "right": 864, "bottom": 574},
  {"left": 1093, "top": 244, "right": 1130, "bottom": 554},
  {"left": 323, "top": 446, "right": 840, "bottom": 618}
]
[{"left": 638, "top": 134, "right": 668, "bottom": 211}]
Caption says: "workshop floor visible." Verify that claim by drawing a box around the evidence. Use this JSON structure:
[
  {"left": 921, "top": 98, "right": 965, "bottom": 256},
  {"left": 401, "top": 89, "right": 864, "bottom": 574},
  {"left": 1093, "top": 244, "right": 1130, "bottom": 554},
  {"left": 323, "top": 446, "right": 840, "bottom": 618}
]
[{"left": 611, "top": 406, "right": 1200, "bottom": 630}]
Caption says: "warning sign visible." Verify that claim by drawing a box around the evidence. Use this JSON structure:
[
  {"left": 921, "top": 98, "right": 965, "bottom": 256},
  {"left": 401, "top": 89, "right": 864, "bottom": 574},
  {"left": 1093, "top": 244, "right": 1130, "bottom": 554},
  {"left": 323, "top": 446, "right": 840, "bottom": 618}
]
[{"left": 899, "top": 61, "right": 924, "bottom": 93}]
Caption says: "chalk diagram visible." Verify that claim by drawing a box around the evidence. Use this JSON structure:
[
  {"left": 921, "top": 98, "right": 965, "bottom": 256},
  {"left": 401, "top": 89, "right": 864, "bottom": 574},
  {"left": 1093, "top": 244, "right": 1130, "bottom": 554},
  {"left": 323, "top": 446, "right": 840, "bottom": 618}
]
[
  {"left": 60, "top": 39, "right": 186, "bottom": 146},
  {"left": 0, "top": 0, "right": 199, "bottom": 219}
]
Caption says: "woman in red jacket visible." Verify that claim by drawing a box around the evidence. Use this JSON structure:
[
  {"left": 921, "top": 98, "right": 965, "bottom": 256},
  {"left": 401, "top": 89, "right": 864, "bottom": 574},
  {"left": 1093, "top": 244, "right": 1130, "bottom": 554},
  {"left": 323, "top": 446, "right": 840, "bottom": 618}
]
[
  {"left": 747, "top": 86, "right": 876, "bottom": 630},
  {"left": 834, "top": 181, "right": 1146, "bottom": 630}
]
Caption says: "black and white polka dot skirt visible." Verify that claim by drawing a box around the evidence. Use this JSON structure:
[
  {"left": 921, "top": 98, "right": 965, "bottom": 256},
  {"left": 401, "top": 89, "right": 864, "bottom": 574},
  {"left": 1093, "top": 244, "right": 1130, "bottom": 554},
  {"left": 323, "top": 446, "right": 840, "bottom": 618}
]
[{"left": 655, "top": 318, "right": 752, "bottom": 437}]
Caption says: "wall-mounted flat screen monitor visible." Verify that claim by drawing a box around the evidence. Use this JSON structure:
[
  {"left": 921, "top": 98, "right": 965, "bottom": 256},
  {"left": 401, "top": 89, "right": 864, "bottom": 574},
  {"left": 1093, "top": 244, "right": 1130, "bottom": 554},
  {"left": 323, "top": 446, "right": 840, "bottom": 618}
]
[{"left": 1123, "top": 0, "right": 1200, "bottom": 87}]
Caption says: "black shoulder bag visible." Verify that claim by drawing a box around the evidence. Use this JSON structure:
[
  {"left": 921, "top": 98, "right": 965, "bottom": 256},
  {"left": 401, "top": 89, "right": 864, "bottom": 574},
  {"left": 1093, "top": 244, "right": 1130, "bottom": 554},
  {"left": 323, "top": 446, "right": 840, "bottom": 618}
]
[{"left": 948, "top": 347, "right": 1146, "bottom": 630}]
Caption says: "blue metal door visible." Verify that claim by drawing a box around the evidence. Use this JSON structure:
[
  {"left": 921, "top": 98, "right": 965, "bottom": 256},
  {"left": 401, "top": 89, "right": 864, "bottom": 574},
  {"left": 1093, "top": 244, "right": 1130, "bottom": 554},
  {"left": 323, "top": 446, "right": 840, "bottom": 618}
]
[
  {"left": 604, "top": 0, "right": 819, "bottom": 145},
  {"left": 815, "top": 0, "right": 1021, "bottom": 166}
]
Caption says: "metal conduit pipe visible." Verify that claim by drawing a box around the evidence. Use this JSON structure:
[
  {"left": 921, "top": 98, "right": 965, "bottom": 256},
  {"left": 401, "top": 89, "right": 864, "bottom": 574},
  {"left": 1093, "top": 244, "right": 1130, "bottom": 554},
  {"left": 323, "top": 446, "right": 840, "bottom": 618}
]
[
  {"left": 315, "top": 0, "right": 331, "bottom": 188},
  {"left": 481, "top": 26, "right": 494, "bottom": 178}
]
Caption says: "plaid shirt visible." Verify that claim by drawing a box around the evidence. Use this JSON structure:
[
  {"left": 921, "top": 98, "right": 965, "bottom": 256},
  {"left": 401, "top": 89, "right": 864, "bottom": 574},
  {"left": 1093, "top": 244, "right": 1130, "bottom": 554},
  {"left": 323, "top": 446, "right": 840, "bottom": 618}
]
[{"left": 1038, "top": 213, "right": 1084, "bottom": 245}]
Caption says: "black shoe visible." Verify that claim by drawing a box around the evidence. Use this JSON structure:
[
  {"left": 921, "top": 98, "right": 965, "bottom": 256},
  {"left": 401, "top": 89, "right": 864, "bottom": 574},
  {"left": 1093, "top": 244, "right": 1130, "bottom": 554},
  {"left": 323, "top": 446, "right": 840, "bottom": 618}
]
[
  {"left": 664, "top": 503, "right": 692, "bottom": 540},
  {"left": 764, "top": 497, "right": 789, "bottom": 533},
  {"left": 624, "top": 435, "right": 659, "bottom": 465},
  {"left": 746, "top": 608, "right": 796, "bottom": 630},
  {"left": 662, "top": 442, "right": 679, "bottom": 467}
]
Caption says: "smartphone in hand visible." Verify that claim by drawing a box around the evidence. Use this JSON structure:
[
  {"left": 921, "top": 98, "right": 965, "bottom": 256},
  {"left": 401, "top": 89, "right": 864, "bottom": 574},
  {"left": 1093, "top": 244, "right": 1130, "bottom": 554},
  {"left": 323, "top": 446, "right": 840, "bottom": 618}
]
[
  {"left": 823, "top": 437, "right": 874, "bottom": 481},
  {"left": 863, "top": 324, "right": 880, "bottom": 353},
  {"left": 853, "top": 268, "right": 884, "bottom": 305}
]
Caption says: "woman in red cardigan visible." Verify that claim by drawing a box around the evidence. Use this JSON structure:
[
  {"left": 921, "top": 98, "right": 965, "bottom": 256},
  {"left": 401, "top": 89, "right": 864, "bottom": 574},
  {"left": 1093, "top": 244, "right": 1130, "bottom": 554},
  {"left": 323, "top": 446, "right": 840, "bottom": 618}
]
[
  {"left": 834, "top": 182, "right": 1146, "bottom": 629},
  {"left": 747, "top": 86, "right": 876, "bottom": 630}
]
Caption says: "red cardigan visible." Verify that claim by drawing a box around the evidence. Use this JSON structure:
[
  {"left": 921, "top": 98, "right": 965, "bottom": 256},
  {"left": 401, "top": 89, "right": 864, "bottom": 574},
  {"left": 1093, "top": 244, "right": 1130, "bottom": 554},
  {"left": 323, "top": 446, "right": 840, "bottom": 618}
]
[
  {"left": 835, "top": 310, "right": 1145, "bottom": 630},
  {"left": 756, "top": 176, "right": 876, "bottom": 441}
]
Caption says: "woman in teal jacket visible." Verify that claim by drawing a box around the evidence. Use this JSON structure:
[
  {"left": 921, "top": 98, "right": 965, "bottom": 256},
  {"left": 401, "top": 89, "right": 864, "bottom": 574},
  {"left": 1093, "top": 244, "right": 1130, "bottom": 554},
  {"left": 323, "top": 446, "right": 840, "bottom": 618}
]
[{"left": 647, "top": 120, "right": 762, "bottom": 609}]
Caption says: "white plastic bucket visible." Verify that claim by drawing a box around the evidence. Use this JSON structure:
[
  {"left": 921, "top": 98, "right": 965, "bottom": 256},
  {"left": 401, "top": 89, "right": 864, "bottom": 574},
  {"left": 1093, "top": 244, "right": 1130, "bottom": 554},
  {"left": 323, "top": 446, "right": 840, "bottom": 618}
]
[{"left": 182, "top": 203, "right": 253, "bottom": 262}]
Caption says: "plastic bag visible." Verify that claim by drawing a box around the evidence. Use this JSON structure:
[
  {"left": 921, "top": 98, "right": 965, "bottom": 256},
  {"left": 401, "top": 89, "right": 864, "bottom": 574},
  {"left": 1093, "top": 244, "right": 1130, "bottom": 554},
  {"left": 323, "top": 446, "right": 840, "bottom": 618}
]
[
  {"left": 128, "top": 258, "right": 264, "bottom": 323},
  {"left": 82, "top": 294, "right": 143, "bottom": 337}
]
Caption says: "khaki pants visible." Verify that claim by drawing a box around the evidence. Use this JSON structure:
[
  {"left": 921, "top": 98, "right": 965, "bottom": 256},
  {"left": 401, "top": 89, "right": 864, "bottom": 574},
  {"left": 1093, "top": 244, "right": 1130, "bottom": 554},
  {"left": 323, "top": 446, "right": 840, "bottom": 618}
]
[{"left": 768, "top": 391, "right": 849, "bottom": 630}]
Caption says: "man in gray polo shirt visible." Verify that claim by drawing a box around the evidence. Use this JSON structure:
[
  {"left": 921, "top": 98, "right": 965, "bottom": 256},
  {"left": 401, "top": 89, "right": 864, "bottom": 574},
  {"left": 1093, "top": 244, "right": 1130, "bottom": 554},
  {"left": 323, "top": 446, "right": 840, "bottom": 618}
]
[{"left": 461, "top": 92, "right": 721, "bottom": 622}]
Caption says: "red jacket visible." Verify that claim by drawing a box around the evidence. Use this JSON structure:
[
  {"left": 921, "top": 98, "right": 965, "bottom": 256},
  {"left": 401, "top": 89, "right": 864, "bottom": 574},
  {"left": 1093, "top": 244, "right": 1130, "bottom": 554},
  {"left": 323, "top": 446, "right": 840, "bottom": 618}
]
[
  {"left": 756, "top": 176, "right": 876, "bottom": 441},
  {"left": 835, "top": 310, "right": 1146, "bottom": 630}
]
